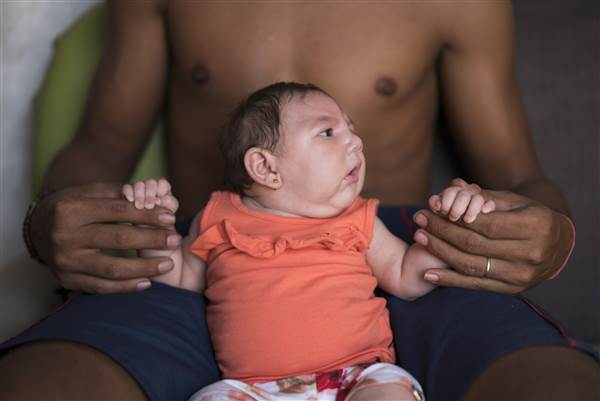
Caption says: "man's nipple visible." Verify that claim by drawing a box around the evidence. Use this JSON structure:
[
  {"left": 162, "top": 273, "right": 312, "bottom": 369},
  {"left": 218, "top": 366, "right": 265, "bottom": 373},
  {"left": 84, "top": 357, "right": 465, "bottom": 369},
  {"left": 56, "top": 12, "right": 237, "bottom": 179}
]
[
  {"left": 190, "top": 64, "right": 210, "bottom": 85},
  {"left": 374, "top": 76, "right": 397, "bottom": 97}
]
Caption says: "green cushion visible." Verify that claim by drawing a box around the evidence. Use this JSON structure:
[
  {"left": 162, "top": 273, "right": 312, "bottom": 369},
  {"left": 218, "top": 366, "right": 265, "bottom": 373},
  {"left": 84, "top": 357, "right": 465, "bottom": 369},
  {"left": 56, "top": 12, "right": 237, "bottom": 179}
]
[{"left": 33, "top": 2, "right": 166, "bottom": 192}]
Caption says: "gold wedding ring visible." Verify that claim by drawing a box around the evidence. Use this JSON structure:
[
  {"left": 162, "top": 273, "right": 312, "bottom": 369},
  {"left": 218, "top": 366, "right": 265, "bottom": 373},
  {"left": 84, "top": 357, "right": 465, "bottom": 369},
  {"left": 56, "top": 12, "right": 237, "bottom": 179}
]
[{"left": 484, "top": 256, "right": 492, "bottom": 277}]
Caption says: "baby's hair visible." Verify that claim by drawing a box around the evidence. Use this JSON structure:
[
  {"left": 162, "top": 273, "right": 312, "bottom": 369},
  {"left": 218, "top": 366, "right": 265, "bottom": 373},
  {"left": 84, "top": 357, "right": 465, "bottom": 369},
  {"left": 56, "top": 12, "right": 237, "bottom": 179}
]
[{"left": 220, "top": 81, "right": 329, "bottom": 195}]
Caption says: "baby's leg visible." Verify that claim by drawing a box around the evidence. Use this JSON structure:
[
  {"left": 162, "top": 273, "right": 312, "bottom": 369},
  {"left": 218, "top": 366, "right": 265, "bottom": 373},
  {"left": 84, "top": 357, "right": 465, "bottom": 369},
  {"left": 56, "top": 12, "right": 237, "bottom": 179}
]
[
  {"left": 189, "top": 380, "right": 259, "bottom": 401},
  {"left": 345, "top": 363, "right": 424, "bottom": 401},
  {"left": 345, "top": 382, "right": 415, "bottom": 401}
]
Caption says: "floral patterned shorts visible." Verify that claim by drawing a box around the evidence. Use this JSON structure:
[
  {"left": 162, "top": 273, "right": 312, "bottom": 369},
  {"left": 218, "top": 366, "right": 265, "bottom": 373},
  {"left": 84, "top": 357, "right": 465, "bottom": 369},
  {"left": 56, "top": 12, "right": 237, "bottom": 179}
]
[{"left": 189, "top": 363, "right": 424, "bottom": 401}]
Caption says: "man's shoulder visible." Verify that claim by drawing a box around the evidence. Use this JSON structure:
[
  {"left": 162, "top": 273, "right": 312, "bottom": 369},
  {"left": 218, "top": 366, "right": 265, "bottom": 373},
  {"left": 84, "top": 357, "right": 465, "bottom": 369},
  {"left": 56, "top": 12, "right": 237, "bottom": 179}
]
[
  {"left": 427, "top": 0, "right": 512, "bottom": 49},
  {"left": 109, "top": 0, "right": 167, "bottom": 16}
]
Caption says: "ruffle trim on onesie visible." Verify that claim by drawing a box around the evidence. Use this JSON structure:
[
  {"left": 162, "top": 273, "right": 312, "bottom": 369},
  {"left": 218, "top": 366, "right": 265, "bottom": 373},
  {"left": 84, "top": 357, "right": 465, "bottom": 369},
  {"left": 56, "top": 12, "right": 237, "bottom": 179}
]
[{"left": 194, "top": 219, "right": 369, "bottom": 259}]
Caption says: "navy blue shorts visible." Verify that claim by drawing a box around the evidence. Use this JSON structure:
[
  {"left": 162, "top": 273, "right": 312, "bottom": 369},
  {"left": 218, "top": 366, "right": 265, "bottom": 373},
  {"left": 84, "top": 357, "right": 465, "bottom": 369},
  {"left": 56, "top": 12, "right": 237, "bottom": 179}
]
[{"left": 2, "top": 206, "right": 597, "bottom": 401}]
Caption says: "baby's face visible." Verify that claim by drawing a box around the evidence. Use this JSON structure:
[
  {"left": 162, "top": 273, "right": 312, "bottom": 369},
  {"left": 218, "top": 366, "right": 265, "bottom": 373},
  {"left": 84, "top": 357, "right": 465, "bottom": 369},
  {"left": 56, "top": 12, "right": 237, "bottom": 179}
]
[{"left": 274, "top": 92, "right": 365, "bottom": 217}]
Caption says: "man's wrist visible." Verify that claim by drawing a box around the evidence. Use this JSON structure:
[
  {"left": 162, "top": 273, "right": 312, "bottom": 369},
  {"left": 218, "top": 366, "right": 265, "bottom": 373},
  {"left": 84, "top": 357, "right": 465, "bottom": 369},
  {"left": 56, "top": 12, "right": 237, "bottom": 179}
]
[
  {"left": 547, "top": 214, "right": 576, "bottom": 280},
  {"left": 22, "top": 190, "right": 53, "bottom": 265}
]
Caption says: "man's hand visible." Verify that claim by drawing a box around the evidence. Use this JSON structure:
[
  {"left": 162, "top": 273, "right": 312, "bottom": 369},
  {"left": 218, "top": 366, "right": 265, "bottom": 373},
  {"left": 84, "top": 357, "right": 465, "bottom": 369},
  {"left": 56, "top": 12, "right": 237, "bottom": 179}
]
[
  {"left": 29, "top": 183, "right": 182, "bottom": 294},
  {"left": 412, "top": 180, "right": 575, "bottom": 294}
]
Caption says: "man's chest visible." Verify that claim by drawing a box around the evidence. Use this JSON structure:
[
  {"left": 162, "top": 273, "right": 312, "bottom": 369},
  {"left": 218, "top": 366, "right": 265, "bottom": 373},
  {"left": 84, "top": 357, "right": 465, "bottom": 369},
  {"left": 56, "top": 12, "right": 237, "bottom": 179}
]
[{"left": 166, "top": 2, "right": 442, "bottom": 109}]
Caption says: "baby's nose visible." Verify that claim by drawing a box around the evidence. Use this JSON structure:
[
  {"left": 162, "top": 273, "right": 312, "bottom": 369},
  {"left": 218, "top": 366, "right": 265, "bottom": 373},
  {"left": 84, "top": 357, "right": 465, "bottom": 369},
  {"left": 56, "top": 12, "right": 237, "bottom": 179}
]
[{"left": 348, "top": 133, "right": 363, "bottom": 153}]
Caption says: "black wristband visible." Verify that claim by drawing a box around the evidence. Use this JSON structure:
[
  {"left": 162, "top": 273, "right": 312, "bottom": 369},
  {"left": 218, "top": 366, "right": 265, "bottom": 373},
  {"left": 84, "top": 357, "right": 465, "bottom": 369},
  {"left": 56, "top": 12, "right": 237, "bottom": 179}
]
[{"left": 22, "top": 190, "right": 53, "bottom": 265}]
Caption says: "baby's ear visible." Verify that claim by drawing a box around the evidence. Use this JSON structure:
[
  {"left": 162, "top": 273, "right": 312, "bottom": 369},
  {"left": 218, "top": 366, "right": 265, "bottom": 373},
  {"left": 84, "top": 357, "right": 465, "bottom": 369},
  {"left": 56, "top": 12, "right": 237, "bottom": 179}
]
[{"left": 243, "top": 147, "right": 282, "bottom": 189}]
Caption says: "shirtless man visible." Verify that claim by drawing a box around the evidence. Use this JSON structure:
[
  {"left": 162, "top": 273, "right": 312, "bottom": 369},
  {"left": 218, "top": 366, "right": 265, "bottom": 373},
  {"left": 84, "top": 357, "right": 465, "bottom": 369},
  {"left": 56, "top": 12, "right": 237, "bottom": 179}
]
[{"left": 1, "top": 1, "right": 598, "bottom": 401}]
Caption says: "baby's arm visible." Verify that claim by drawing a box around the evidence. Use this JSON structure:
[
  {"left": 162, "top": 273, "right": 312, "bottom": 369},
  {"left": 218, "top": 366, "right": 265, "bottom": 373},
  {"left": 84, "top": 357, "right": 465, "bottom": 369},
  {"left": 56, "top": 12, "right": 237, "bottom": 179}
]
[
  {"left": 369, "top": 180, "right": 496, "bottom": 300},
  {"left": 122, "top": 178, "right": 206, "bottom": 292},
  {"left": 368, "top": 218, "right": 445, "bottom": 300},
  {"left": 178, "top": 211, "right": 207, "bottom": 292}
]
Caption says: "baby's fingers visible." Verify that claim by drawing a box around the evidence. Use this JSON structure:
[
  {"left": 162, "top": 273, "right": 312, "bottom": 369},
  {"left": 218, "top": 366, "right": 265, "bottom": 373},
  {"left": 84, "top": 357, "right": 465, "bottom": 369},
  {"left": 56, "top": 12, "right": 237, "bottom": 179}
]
[
  {"left": 439, "top": 186, "right": 460, "bottom": 215},
  {"left": 122, "top": 184, "right": 134, "bottom": 202},
  {"left": 134, "top": 181, "right": 146, "bottom": 209},
  {"left": 157, "top": 178, "right": 172, "bottom": 197},
  {"left": 159, "top": 194, "right": 179, "bottom": 214},
  {"left": 429, "top": 194, "right": 442, "bottom": 213},
  {"left": 451, "top": 178, "right": 481, "bottom": 193},
  {"left": 448, "top": 190, "right": 473, "bottom": 222},
  {"left": 144, "top": 179, "right": 158, "bottom": 209},
  {"left": 463, "top": 194, "right": 485, "bottom": 223},
  {"left": 482, "top": 199, "right": 496, "bottom": 214}
]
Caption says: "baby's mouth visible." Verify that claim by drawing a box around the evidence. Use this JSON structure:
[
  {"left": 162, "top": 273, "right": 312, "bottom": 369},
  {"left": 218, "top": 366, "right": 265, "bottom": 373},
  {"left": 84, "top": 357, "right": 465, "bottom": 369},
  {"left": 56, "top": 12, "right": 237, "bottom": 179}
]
[{"left": 345, "top": 161, "right": 362, "bottom": 183}]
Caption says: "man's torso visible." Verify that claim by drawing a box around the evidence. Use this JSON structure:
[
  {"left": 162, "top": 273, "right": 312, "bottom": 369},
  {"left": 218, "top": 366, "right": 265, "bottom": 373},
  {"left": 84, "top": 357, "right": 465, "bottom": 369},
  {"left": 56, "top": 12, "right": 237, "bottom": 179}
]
[{"left": 164, "top": 2, "right": 444, "bottom": 216}]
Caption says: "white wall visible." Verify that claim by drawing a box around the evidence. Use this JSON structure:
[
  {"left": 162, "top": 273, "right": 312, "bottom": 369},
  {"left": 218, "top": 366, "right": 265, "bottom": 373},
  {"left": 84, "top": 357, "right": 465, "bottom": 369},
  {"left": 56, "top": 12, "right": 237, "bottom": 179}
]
[{"left": 0, "top": 0, "right": 99, "bottom": 342}]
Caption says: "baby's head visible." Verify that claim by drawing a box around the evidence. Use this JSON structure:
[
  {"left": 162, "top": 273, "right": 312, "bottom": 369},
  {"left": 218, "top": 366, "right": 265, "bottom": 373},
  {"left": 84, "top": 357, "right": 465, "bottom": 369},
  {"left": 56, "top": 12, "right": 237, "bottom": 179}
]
[{"left": 220, "top": 82, "right": 365, "bottom": 218}]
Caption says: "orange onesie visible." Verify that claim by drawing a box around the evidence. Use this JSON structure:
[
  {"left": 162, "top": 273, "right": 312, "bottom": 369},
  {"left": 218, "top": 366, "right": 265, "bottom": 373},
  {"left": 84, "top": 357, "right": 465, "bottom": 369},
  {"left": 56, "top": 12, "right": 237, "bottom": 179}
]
[{"left": 191, "top": 191, "right": 395, "bottom": 383}]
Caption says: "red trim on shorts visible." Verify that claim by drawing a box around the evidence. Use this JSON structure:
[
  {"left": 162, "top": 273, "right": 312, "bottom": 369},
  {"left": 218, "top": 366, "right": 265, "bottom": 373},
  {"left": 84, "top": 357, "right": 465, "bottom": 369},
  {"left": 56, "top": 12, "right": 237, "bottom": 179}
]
[
  {"left": 519, "top": 297, "right": 578, "bottom": 348},
  {"left": 0, "top": 297, "right": 72, "bottom": 347}
]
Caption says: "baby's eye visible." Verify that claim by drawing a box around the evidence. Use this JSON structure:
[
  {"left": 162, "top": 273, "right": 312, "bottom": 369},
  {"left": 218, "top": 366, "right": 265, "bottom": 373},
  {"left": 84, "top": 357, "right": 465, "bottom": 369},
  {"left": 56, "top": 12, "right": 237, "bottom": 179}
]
[{"left": 318, "top": 128, "right": 334, "bottom": 137}]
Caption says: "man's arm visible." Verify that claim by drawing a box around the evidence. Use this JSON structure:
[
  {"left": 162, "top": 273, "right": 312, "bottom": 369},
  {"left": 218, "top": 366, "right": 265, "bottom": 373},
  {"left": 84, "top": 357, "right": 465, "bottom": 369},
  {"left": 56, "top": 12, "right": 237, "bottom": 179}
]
[
  {"left": 29, "top": 0, "right": 178, "bottom": 293},
  {"left": 44, "top": 0, "right": 168, "bottom": 189},
  {"left": 437, "top": 1, "right": 568, "bottom": 212},
  {"left": 414, "top": 1, "right": 574, "bottom": 293}
]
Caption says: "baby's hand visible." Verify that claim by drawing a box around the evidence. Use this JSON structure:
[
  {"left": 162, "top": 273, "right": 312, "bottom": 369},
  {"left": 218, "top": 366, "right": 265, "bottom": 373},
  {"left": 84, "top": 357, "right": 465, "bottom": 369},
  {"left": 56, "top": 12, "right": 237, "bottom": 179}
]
[
  {"left": 122, "top": 178, "right": 179, "bottom": 214},
  {"left": 428, "top": 179, "right": 495, "bottom": 224}
]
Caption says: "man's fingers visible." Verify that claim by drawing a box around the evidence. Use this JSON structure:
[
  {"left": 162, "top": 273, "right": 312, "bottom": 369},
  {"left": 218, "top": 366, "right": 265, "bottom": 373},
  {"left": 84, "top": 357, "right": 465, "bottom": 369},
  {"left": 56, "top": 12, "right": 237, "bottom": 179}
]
[
  {"left": 58, "top": 272, "right": 153, "bottom": 294},
  {"left": 478, "top": 188, "right": 531, "bottom": 212},
  {"left": 463, "top": 208, "right": 548, "bottom": 240},
  {"left": 423, "top": 268, "right": 524, "bottom": 295},
  {"left": 78, "top": 182, "right": 124, "bottom": 199},
  {"left": 78, "top": 224, "right": 181, "bottom": 250},
  {"left": 85, "top": 253, "right": 174, "bottom": 280},
  {"left": 414, "top": 229, "right": 531, "bottom": 283},
  {"left": 58, "top": 198, "right": 175, "bottom": 227},
  {"left": 416, "top": 208, "right": 532, "bottom": 240},
  {"left": 50, "top": 248, "right": 176, "bottom": 294},
  {"left": 55, "top": 250, "right": 173, "bottom": 280}
]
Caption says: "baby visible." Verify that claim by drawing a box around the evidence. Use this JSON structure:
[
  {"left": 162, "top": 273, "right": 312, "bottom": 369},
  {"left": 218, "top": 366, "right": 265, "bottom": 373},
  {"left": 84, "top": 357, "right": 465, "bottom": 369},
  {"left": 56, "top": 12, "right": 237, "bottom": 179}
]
[{"left": 123, "top": 82, "right": 495, "bottom": 401}]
